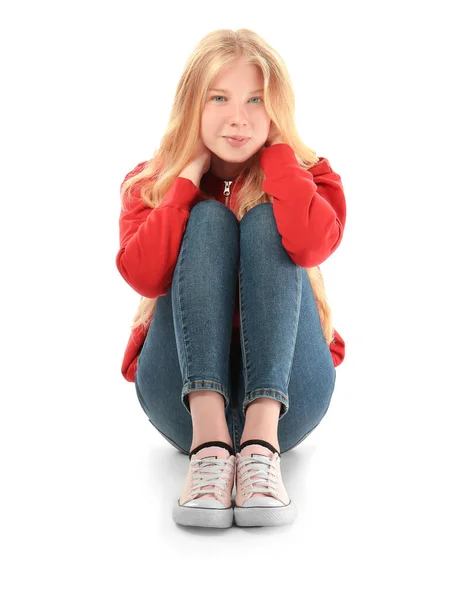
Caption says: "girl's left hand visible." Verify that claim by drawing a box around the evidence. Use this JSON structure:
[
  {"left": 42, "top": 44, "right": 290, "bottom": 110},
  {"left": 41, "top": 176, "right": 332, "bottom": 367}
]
[{"left": 263, "top": 122, "right": 306, "bottom": 169}]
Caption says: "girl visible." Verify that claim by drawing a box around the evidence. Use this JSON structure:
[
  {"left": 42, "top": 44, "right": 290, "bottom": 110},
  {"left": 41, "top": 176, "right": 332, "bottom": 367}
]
[{"left": 116, "top": 28, "right": 346, "bottom": 529}]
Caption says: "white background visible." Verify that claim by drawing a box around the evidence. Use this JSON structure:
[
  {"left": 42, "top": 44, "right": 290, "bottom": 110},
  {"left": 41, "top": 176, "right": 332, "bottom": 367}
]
[{"left": 1, "top": 0, "right": 464, "bottom": 598}]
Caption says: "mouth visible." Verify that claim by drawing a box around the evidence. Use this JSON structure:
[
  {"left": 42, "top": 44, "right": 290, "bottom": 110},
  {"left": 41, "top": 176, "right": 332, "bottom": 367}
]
[{"left": 223, "top": 136, "right": 249, "bottom": 141}]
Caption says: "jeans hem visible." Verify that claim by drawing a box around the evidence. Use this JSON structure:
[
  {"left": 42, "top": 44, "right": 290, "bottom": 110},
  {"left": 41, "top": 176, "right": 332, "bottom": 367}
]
[
  {"left": 181, "top": 380, "right": 230, "bottom": 415},
  {"left": 242, "top": 388, "right": 289, "bottom": 420}
]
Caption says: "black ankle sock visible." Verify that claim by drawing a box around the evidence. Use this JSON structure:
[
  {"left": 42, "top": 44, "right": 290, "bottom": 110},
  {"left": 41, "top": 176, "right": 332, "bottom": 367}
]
[
  {"left": 238, "top": 438, "right": 281, "bottom": 457},
  {"left": 189, "top": 440, "right": 234, "bottom": 460}
]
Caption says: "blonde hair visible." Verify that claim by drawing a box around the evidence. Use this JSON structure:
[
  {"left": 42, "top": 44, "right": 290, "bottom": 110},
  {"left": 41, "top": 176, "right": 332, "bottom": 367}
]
[{"left": 120, "top": 28, "right": 335, "bottom": 346}]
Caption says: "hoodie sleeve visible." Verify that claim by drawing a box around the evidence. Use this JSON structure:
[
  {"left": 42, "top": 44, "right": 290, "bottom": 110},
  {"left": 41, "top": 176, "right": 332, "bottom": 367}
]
[
  {"left": 330, "top": 328, "right": 345, "bottom": 367},
  {"left": 259, "top": 144, "right": 346, "bottom": 268},
  {"left": 115, "top": 161, "right": 204, "bottom": 298}
]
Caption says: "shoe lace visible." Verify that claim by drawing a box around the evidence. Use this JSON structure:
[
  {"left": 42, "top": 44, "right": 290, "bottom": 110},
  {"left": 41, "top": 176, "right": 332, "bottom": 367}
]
[
  {"left": 190, "top": 457, "right": 234, "bottom": 498},
  {"left": 237, "top": 455, "right": 278, "bottom": 495}
]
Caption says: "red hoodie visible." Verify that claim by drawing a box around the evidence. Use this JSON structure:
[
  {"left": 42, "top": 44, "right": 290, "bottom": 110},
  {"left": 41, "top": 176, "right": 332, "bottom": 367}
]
[{"left": 116, "top": 143, "right": 346, "bottom": 382}]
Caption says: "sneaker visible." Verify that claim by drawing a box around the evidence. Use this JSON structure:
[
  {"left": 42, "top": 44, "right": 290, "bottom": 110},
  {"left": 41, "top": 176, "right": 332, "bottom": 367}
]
[
  {"left": 172, "top": 441, "right": 235, "bottom": 528},
  {"left": 234, "top": 439, "right": 297, "bottom": 527}
]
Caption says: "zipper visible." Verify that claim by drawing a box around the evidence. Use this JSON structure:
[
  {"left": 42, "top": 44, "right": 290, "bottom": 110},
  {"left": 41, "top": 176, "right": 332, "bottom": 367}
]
[{"left": 223, "top": 181, "right": 232, "bottom": 207}]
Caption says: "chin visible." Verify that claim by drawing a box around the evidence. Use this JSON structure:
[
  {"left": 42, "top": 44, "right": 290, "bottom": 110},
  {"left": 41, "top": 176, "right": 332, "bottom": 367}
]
[
  {"left": 216, "top": 142, "right": 261, "bottom": 159},
  {"left": 217, "top": 153, "right": 249, "bottom": 162}
]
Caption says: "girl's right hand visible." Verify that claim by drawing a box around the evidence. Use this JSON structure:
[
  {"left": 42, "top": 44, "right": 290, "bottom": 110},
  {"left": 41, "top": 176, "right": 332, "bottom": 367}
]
[{"left": 189, "top": 137, "right": 212, "bottom": 176}]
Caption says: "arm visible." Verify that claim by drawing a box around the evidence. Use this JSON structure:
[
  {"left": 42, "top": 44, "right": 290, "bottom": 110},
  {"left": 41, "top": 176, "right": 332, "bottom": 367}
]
[
  {"left": 116, "top": 163, "right": 204, "bottom": 297},
  {"left": 259, "top": 144, "right": 346, "bottom": 267}
]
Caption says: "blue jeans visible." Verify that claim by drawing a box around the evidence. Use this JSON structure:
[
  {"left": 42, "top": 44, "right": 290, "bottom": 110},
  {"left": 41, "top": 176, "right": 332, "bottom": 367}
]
[{"left": 135, "top": 200, "right": 336, "bottom": 455}]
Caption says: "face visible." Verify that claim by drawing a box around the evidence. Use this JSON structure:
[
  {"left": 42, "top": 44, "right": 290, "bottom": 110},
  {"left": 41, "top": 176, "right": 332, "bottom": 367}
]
[{"left": 201, "top": 57, "right": 271, "bottom": 180}]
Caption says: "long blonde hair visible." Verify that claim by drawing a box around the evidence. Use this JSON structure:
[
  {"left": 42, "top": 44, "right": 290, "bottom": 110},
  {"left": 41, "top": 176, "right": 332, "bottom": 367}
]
[{"left": 120, "top": 28, "right": 335, "bottom": 345}]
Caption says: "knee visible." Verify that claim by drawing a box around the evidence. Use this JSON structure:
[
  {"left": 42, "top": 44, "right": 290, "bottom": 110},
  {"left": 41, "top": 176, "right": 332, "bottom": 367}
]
[
  {"left": 186, "top": 201, "right": 238, "bottom": 241},
  {"left": 189, "top": 198, "right": 237, "bottom": 224},
  {"left": 239, "top": 202, "right": 277, "bottom": 239},
  {"left": 240, "top": 201, "right": 273, "bottom": 223}
]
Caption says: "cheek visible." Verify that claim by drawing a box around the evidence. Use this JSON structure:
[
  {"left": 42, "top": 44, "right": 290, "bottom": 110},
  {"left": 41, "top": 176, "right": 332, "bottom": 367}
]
[
  {"left": 256, "top": 114, "right": 271, "bottom": 132},
  {"left": 201, "top": 113, "right": 218, "bottom": 135}
]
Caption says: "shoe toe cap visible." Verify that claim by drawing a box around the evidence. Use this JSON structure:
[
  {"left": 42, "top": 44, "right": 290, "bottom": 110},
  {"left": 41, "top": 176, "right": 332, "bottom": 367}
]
[
  {"left": 241, "top": 496, "right": 285, "bottom": 508},
  {"left": 182, "top": 498, "right": 226, "bottom": 509}
]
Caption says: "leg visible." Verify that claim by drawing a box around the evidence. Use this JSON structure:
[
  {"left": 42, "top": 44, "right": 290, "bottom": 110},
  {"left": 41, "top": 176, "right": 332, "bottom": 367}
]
[
  {"left": 134, "top": 200, "right": 240, "bottom": 455},
  {"left": 237, "top": 201, "right": 298, "bottom": 450},
  {"left": 170, "top": 200, "right": 240, "bottom": 452},
  {"left": 135, "top": 285, "right": 238, "bottom": 456},
  {"left": 240, "top": 397, "right": 281, "bottom": 451},
  {"left": 188, "top": 390, "right": 232, "bottom": 452},
  {"left": 236, "top": 202, "right": 336, "bottom": 453}
]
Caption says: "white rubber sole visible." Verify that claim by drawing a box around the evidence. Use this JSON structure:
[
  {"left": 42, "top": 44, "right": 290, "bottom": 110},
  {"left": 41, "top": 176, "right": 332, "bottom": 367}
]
[
  {"left": 172, "top": 501, "right": 234, "bottom": 528},
  {"left": 234, "top": 500, "right": 297, "bottom": 527}
]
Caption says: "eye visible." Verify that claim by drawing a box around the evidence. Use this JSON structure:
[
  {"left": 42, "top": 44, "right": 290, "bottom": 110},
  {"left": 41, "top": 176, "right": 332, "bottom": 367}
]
[{"left": 211, "top": 96, "right": 263, "bottom": 104}]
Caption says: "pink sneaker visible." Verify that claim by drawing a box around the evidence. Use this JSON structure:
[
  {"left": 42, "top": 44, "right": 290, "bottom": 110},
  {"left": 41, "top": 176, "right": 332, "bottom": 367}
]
[
  {"left": 172, "top": 441, "right": 235, "bottom": 528},
  {"left": 234, "top": 439, "right": 297, "bottom": 527}
]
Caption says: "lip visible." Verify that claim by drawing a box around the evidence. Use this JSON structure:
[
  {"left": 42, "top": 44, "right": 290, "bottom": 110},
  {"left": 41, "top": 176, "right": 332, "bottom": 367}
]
[
  {"left": 223, "top": 135, "right": 250, "bottom": 141},
  {"left": 223, "top": 136, "right": 250, "bottom": 148}
]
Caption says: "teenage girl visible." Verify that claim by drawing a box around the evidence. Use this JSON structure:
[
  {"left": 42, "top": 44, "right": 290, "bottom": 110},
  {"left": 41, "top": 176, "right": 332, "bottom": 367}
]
[{"left": 116, "top": 28, "right": 346, "bottom": 528}]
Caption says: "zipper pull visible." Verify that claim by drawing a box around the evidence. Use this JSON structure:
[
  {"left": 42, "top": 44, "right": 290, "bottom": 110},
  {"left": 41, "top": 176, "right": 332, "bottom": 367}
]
[{"left": 223, "top": 181, "right": 232, "bottom": 207}]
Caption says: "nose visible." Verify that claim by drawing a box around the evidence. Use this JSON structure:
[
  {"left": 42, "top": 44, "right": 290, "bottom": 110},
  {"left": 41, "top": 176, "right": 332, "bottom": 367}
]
[{"left": 227, "top": 100, "right": 251, "bottom": 126}]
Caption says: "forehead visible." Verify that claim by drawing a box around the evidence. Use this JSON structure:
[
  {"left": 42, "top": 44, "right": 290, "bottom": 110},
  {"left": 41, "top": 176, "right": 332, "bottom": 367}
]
[
  {"left": 207, "top": 87, "right": 264, "bottom": 94},
  {"left": 210, "top": 61, "right": 264, "bottom": 88}
]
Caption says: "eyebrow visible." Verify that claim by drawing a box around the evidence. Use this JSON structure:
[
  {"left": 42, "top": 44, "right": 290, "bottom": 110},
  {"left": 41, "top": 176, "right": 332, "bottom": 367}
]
[{"left": 207, "top": 88, "right": 264, "bottom": 94}]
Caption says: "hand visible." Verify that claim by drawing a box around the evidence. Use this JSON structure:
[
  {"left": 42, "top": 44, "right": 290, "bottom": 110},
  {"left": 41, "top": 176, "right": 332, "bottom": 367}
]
[
  {"left": 263, "top": 122, "right": 306, "bottom": 167},
  {"left": 191, "top": 137, "right": 212, "bottom": 176},
  {"left": 264, "top": 121, "right": 286, "bottom": 147}
]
